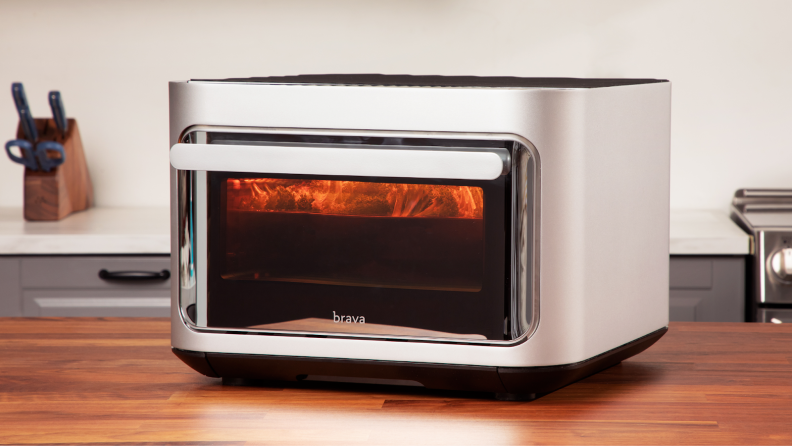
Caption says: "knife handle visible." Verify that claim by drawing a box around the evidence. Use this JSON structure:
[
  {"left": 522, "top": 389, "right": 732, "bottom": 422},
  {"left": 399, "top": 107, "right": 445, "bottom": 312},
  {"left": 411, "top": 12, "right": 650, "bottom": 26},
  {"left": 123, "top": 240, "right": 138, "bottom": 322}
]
[
  {"left": 12, "top": 83, "right": 38, "bottom": 141},
  {"left": 48, "top": 91, "right": 68, "bottom": 134},
  {"left": 11, "top": 83, "right": 29, "bottom": 114}
]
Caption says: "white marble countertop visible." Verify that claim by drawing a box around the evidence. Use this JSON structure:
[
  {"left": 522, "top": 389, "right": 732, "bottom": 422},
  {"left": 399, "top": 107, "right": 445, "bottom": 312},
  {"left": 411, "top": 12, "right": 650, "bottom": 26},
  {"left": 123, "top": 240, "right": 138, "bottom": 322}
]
[
  {"left": 0, "top": 206, "right": 749, "bottom": 256},
  {"left": 0, "top": 207, "right": 169, "bottom": 255},
  {"left": 670, "top": 209, "right": 751, "bottom": 255}
]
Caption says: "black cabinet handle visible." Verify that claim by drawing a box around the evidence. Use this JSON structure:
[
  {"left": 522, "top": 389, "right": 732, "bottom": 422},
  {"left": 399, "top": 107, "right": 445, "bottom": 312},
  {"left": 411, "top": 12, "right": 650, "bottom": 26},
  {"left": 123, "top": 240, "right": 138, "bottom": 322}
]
[{"left": 98, "top": 269, "right": 171, "bottom": 281}]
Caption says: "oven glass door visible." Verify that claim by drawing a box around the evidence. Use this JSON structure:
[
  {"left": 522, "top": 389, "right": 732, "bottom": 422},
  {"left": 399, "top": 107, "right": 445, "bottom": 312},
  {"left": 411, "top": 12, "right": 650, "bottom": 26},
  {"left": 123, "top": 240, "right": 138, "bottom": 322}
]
[{"left": 206, "top": 172, "right": 508, "bottom": 340}]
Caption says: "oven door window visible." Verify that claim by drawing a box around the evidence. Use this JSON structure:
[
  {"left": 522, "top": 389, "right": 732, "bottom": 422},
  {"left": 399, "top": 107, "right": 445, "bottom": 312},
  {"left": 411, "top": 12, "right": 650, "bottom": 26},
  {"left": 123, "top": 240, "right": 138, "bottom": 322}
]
[{"left": 207, "top": 172, "right": 508, "bottom": 341}]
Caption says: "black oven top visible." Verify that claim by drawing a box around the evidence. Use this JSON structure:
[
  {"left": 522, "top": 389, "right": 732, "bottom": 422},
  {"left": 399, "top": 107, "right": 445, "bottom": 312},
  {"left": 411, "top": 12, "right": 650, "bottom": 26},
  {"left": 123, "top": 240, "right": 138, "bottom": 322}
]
[{"left": 190, "top": 74, "right": 667, "bottom": 89}]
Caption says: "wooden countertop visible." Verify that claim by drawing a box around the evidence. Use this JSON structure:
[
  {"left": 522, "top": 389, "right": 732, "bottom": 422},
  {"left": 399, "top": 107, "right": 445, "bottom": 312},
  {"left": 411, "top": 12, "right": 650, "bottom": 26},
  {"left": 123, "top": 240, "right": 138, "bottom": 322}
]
[{"left": 1, "top": 319, "right": 791, "bottom": 445}]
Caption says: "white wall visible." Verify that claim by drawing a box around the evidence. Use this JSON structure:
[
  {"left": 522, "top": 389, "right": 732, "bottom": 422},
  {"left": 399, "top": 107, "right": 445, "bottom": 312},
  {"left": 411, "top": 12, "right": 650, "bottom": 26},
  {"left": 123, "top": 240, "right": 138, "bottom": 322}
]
[{"left": 1, "top": 0, "right": 790, "bottom": 210}]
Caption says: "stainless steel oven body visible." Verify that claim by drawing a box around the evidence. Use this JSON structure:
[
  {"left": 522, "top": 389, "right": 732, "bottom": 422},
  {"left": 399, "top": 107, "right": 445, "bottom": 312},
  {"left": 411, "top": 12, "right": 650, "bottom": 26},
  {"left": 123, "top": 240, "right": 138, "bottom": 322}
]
[
  {"left": 169, "top": 76, "right": 671, "bottom": 398},
  {"left": 731, "top": 189, "right": 792, "bottom": 323}
]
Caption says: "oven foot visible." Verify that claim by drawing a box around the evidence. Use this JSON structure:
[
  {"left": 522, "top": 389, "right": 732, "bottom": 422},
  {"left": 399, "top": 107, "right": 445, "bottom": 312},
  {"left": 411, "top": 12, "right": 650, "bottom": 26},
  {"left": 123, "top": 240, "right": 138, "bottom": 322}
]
[{"left": 494, "top": 392, "right": 541, "bottom": 402}]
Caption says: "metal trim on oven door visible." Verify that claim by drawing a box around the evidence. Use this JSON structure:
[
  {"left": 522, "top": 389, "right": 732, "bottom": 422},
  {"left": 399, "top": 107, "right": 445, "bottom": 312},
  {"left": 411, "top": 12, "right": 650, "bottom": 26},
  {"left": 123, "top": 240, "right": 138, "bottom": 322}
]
[
  {"left": 170, "top": 143, "right": 510, "bottom": 180},
  {"left": 176, "top": 126, "right": 540, "bottom": 346}
]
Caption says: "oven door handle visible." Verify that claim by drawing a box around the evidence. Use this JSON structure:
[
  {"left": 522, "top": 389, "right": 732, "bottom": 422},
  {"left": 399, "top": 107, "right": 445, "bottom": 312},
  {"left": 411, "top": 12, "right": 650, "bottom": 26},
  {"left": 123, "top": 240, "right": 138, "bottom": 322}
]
[{"left": 169, "top": 143, "right": 510, "bottom": 180}]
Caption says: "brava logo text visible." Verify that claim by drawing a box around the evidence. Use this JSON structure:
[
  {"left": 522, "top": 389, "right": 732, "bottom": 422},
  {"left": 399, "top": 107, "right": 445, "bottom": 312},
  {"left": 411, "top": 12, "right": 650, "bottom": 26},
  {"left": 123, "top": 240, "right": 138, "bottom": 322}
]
[{"left": 333, "top": 311, "right": 365, "bottom": 324}]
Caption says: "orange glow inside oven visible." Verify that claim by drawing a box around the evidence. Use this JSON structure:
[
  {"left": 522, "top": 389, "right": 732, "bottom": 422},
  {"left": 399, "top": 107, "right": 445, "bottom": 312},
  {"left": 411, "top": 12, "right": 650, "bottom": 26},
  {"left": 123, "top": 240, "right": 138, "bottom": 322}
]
[{"left": 226, "top": 178, "right": 484, "bottom": 218}]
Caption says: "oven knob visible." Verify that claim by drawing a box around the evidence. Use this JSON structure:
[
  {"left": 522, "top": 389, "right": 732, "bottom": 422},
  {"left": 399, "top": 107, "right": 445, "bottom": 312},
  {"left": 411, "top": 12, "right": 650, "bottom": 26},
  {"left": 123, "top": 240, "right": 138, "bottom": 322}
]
[{"left": 770, "top": 247, "right": 792, "bottom": 281}]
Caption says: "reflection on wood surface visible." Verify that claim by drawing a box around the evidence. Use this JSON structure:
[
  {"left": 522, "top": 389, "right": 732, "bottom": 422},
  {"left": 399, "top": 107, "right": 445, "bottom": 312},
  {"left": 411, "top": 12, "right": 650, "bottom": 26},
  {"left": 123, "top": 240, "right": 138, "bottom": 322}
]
[
  {"left": 1, "top": 318, "right": 791, "bottom": 445},
  {"left": 249, "top": 317, "right": 487, "bottom": 340}
]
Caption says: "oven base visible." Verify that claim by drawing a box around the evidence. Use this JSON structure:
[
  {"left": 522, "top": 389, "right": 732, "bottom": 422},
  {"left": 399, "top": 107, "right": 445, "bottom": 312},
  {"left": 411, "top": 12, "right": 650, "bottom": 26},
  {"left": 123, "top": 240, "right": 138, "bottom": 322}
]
[{"left": 173, "top": 327, "right": 667, "bottom": 399}]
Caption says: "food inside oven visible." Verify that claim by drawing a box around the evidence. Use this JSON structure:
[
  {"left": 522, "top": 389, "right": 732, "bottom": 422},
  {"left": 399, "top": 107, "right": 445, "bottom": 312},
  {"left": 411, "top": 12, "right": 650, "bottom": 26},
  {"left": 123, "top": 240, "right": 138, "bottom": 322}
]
[{"left": 223, "top": 178, "right": 485, "bottom": 292}]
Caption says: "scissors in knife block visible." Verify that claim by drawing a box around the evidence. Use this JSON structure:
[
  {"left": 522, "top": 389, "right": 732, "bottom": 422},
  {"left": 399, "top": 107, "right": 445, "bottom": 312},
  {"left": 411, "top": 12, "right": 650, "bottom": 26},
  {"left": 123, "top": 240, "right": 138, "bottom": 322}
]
[
  {"left": 7, "top": 83, "right": 67, "bottom": 171},
  {"left": 5, "top": 139, "right": 65, "bottom": 172}
]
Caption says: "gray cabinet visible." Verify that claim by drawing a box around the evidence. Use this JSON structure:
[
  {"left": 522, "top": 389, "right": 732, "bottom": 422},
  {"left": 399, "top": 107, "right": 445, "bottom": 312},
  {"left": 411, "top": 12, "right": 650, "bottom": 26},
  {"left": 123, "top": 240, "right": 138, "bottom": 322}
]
[
  {"left": 669, "top": 256, "right": 745, "bottom": 322},
  {"left": 0, "top": 256, "right": 170, "bottom": 317}
]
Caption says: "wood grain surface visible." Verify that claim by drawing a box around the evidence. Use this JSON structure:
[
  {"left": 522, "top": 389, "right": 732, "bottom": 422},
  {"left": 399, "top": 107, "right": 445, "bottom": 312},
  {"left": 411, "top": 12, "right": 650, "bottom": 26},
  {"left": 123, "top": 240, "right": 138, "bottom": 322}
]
[
  {"left": 0, "top": 318, "right": 790, "bottom": 445},
  {"left": 20, "top": 118, "right": 94, "bottom": 221}
]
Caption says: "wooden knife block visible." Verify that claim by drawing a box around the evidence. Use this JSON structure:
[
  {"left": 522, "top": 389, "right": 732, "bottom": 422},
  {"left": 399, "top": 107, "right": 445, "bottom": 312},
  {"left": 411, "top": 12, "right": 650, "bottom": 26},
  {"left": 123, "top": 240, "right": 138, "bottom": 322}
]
[{"left": 18, "top": 118, "right": 94, "bottom": 221}]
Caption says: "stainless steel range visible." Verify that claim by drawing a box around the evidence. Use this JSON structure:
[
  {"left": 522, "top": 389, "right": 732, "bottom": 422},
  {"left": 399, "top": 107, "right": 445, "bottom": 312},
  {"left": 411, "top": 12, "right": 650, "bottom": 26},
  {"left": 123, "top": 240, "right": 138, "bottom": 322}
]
[
  {"left": 168, "top": 75, "right": 672, "bottom": 400},
  {"left": 731, "top": 189, "right": 792, "bottom": 323}
]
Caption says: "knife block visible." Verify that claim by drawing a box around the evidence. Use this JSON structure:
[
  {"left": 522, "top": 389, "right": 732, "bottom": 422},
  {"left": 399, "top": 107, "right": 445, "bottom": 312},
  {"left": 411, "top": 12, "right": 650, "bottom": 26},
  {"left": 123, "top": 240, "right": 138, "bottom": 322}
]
[{"left": 18, "top": 118, "right": 94, "bottom": 221}]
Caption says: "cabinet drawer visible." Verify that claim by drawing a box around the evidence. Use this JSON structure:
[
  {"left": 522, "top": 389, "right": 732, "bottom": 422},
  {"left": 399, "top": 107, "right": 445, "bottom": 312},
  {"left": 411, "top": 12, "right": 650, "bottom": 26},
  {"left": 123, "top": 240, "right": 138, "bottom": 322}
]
[
  {"left": 669, "top": 256, "right": 745, "bottom": 322},
  {"left": 23, "top": 289, "right": 170, "bottom": 317},
  {"left": 670, "top": 258, "right": 712, "bottom": 289},
  {"left": 21, "top": 256, "right": 170, "bottom": 289}
]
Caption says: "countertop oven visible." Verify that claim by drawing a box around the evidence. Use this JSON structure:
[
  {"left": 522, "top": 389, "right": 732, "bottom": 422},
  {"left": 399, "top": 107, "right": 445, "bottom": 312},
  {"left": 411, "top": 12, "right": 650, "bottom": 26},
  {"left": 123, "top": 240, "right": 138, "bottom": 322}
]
[{"left": 169, "top": 75, "right": 672, "bottom": 399}]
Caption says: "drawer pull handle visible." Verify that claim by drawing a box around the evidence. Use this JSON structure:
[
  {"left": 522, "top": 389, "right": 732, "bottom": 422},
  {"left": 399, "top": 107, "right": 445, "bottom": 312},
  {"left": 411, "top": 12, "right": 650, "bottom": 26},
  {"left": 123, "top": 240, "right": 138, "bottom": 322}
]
[{"left": 98, "top": 269, "right": 171, "bottom": 281}]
